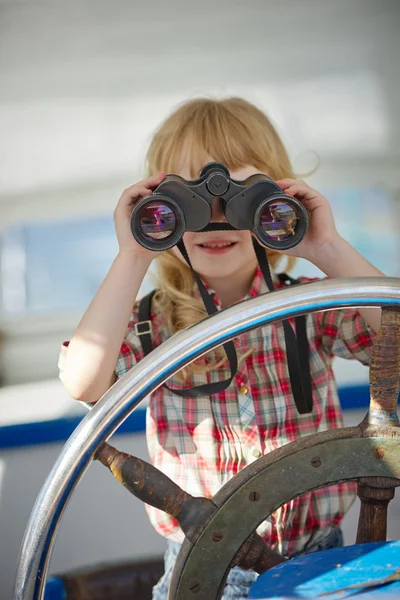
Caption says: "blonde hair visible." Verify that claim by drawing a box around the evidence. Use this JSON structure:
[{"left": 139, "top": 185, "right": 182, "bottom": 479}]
[{"left": 145, "top": 97, "right": 296, "bottom": 377}]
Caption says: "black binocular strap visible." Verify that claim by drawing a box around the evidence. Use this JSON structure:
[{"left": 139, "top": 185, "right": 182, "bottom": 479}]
[
  {"left": 136, "top": 240, "right": 312, "bottom": 413},
  {"left": 136, "top": 240, "right": 238, "bottom": 398},
  {"left": 252, "top": 240, "right": 312, "bottom": 414}
]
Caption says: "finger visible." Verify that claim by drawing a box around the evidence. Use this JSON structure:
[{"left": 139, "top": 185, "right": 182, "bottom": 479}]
[
  {"left": 276, "top": 178, "right": 296, "bottom": 189},
  {"left": 122, "top": 172, "right": 165, "bottom": 198},
  {"left": 121, "top": 184, "right": 153, "bottom": 202},
  {"left": 276, "top": 178, "right": 312, "bottom": 193},
  {"left": 126, "top": 188, "right": 152, "bottom": 204},
  {"left": 116, "top": 190, "right": 152, "bottom": 216},
  {"left": 282, "top": 183, "right": 320, "bottom": 202},
  {"left": 286, "top": 185, "right": 317, "bottom": 198},
  {"left": 144, "top": 171, "right": 166, "bottom": 187}
]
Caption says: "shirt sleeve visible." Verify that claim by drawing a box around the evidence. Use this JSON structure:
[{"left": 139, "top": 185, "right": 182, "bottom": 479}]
[
  {"left": 317, "top": 308, "right": 376, "bottom": 365},
  {"left": 57, "top": 308, "right": 146, "bottom": 384}
]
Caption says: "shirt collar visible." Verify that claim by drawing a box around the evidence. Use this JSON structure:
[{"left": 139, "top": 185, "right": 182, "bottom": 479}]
[{"left": 195, "top": 266, "right": 268, "bottom": 310}]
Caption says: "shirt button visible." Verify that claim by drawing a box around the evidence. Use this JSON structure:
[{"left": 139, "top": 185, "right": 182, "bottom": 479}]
[
  {"left": 251, "top": 448, "right": 262, "bottom": 458},
  {"left": 239, "top": 385, "right": 249, "bottom": 395}
]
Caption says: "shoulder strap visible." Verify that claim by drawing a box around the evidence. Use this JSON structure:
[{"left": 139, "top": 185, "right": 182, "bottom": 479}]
[
  {"left": 137, "top": 284, "right": 238, "bottom": 399},
  {"left": 254, "top": 238, "right": 313, "bottom": 414},
  {"left": 277, "top": 272, "right": 313, "bottom": 413},
  {"left": 137, "top": 289, "right": 157, "bottom": 356}
]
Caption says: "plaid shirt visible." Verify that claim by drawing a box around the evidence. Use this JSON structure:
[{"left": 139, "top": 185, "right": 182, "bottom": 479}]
[{"left": 71, "top": 268, "right": 375, "bottom": 556}]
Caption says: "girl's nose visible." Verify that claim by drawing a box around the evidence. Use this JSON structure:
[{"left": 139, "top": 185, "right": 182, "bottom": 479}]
[{"left": 210, "top": 197, "right": 227, "bottom": 223}]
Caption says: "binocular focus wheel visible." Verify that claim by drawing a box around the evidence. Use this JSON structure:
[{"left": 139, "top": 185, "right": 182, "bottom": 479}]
[
  {"left": 206, "top": 172, "right": 230, "bottom": 196},
  {"left": 199, "top": 162, "right": 230, "bottom": 178}
]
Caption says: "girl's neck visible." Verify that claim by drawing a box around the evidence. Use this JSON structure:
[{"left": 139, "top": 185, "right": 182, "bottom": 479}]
[{"left": 204, "top": 264, "right": 258, "bottom": 309}]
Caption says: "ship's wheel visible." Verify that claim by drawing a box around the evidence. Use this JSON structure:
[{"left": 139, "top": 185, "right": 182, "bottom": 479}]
[{"left": 14, "top": 278, "right": 400, "bottom": 599}]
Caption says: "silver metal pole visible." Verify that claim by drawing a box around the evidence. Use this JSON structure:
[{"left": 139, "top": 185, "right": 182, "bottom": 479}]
[{"left": 14, "top": 278, "right": 400, "bottom": 599}]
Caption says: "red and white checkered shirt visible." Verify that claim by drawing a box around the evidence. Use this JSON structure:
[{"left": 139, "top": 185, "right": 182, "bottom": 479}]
[{"left": 78, "top": 268, "right": 376, "bottom": 556}]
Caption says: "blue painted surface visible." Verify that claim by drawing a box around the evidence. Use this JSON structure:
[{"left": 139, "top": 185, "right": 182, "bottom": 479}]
[
  {"left": 1, "top": 384, "right": 394, "bottom": 450},
  {"left": 338, "top": 384, "right": 370, "bottom": 409},
  {"left": 44, "top": 577, "right": 66, "bottom": 600},
  {"left": 249, "top": 541, "right": 400, "bottom": 599},
  {"left": 0, "top": 407, "right": 147, "bottom": 449}
]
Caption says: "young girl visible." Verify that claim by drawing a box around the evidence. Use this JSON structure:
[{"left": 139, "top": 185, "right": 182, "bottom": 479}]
[{"left": 60, "top": 97, "right": 383, "bottom": 600}]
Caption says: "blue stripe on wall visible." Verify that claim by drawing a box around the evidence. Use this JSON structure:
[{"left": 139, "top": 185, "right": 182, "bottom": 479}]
[
  {"left": 338, "top": 384, "right": 370, "bottom": 410},
  {"left": 0, "top": 407, "right": 147, "bottom": 450},
  {"left": 0, "top": 385, "right": 383, "bottom": 450}
]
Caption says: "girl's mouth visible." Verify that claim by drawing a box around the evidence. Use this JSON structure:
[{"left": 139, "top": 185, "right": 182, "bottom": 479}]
[{"left": 197, "top": 241, "right": 237, "bottom": 254}]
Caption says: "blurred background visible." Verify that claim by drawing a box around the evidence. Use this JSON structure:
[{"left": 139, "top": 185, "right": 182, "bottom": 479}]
[{"left": 0, "top": 1, "right": 399, "bottom": 598}]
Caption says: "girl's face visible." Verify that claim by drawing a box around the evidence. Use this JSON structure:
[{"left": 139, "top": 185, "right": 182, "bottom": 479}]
[{"left": 170, "top": 162, "right": 260, "bottom": 282}]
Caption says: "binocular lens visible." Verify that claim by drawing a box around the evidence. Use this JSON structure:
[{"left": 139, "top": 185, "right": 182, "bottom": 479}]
[
  {"left": 137, "top": 202, "right": 177, "bottom": 241},
  {"left": 259, "top": 201, "right": 298, "bottom": 241}
]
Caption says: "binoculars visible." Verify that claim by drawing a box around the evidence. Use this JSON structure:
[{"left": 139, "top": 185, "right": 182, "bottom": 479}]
[{"left": 130, "top": 163, "right": 308, "bottom": 251}]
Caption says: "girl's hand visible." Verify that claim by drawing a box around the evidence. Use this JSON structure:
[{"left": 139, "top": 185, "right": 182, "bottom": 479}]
[
  {"left": 275, "top": 178, "right": 341, "bottom": 262},
  {"left": 114, "top": 171, "right": 166, "bottom": 258}
]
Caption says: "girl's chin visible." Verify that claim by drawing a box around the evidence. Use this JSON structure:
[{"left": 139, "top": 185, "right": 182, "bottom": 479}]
[{"left": 190, "top": 261, "right": 249, "bottom": 278}]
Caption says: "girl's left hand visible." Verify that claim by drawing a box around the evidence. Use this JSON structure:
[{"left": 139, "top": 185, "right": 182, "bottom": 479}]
[{"left": 275, "top": 178, "right": 341, "bottom": 261}]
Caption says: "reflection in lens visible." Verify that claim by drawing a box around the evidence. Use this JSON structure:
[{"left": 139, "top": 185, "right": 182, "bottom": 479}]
[
  {"left": 259, "top": 201, "right": 298, "bottom": 241},
  {"left": 138, "top": 202, "right": 177, "bottom": 240}
]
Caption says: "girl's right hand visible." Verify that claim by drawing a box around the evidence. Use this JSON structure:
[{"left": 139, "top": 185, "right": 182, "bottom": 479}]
[{"left": 114, "top": 171, "right": 166, "bottom": 257}]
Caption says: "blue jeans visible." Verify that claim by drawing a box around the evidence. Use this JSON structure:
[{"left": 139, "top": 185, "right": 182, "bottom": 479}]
[{"left": 152, "top": 527, "right": 344, "bottom": 599}]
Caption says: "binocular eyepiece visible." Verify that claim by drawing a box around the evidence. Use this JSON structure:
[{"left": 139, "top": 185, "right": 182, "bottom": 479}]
[{"left": 130, "top": 162, "right": 308, "bottom": 251}]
